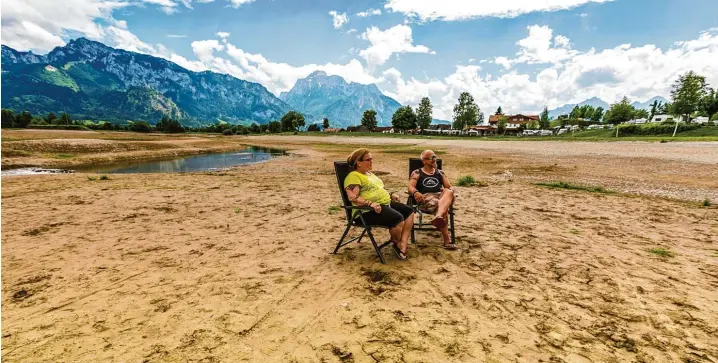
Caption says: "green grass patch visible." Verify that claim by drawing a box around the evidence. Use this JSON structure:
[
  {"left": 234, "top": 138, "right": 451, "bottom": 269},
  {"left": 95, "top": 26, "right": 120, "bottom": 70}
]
[
  {"left": 328, "top": 205, "right": 341, "bottom": 215},
  {"left": 703, "top": 199, "right": 712, "bottom": 207},
  {"left": 87, "top": 176, "right": 97, "bottom": 181},
  {"left": 648, "top": 248, "right": 676, "bottom": 258},
  {"left": 53, "top": 153, "right": 75, "bottom": 159},
  {"left": 456, "top": 175, "right": 476, "bottom": 187},
  {"left": 536, "top": 181, "right": 614, "bottom": 194},
  {"left": 234, "top": 207, "right": 242, "bottom": 214},
  {"left": 99, "top": 175, "right": 110, "bottom": 180}
]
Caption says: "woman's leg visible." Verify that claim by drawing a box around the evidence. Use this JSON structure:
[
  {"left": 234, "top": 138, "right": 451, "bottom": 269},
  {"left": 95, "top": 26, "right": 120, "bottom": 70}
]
[{"left": 390, "top": 202, "right": 415, "bottom": 252}]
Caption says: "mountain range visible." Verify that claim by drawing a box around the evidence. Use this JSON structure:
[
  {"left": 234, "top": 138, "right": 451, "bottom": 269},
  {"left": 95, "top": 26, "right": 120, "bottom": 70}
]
[
  {"left": 1, "top": 38, "right": 290, "bottom": 125},
  {"left": 280, "top": 71, "right": 401, "bottom": 127},
  {"left": 548, "top": 96, "right": 668, "bottom": 119}
]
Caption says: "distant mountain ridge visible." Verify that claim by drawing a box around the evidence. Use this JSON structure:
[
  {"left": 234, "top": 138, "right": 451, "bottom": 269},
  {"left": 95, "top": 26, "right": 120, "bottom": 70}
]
[
  {"left": 280, "top": 71, "right": 402, "bottom": 128},
  {"left": 548, "top": 96, "right": 669, "bottom": 119},
  {"left": 1, "top": 38, "right": 291, "bottom": 125}
]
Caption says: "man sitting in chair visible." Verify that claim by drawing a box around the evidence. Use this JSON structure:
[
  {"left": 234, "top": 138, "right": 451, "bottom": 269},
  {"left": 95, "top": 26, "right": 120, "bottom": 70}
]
[{"left": 409, "top": 150, "right": 457, "bottom": 250}]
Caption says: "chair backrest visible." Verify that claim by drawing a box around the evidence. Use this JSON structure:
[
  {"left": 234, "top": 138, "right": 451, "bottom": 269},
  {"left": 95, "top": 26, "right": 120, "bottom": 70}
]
[
  {"left": 334, "top": 161, "right": 354, "bottom": 221},
  {"left": 408, "top": 158, "right": 443, "bottom": 178}
]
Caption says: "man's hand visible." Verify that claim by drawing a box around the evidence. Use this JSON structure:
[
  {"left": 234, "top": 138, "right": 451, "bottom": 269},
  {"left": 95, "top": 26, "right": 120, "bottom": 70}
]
[
  {"left": 390, "top": 193, "right": 400, "bottom": 203},
  {"left": 414, "top": 191, "right": 425, "bottom": 203}
]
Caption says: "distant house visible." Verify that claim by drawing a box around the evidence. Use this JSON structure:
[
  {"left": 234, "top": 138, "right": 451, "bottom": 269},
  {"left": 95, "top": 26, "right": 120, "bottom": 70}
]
[
  {"left": 650, "top": 114, "right": 674, "bottom": 123},
  {"left": 429, "top": 124, "right": 451, "bottom": 131},
  {"left": 488, "top": 114, "right": 540, "bottom": 134},
  {"left": 346, "top": 126, "right": 369, "bottom": 132},
  {"left": 323, "top": 128, "right": 342, "bottom": 133},
  {"left": 691, "top": 116, "right": 709, "bottom": 124},
  {"left": 466, "top": 125, "right": 497, "bottom": 136},
  {"left": 373, "top": 126, "right": 392, "bottom": 133}
]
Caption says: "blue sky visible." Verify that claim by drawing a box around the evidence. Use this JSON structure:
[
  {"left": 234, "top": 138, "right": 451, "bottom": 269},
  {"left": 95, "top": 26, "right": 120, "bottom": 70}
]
[{"left": 3, "top": 0, "right": 718, "bottom": 118}]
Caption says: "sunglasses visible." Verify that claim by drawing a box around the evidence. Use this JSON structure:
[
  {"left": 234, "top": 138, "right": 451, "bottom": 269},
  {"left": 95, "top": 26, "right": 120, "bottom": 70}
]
[
  {"left": 360, "top": 157, "right": 373, "bottom": 162},
  {"left": 422, "top": 155, "right": 437, "bottom": 160}
]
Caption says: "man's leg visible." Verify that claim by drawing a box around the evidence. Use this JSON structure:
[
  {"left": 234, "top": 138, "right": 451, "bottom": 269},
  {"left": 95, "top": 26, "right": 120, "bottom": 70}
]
[{"left": 435, "top": 189, "right": 455, "bottom": 219}]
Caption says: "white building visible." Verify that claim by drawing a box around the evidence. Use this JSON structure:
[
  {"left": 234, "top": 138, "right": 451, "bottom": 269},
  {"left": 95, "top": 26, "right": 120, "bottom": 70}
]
[{"left": 650, "top": 114, "right": 674, "bottom": 123}]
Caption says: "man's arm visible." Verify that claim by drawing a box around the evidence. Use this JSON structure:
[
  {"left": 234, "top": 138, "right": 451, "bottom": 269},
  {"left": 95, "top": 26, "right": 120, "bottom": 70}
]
[
  {"left": 440, "top": 171, "right": 455, "bottom": 192},
  {"left": 409, "top": 170, "right": 424, "bottom": 202}
]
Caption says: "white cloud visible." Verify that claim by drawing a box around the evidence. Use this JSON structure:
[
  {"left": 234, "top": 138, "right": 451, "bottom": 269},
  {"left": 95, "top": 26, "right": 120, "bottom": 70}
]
[
  {"left": 359, "top": 24, "right": 432, "bottom": 67},
  {"left": 228, "top": 0, "right": 255, "bottom": 8},
  {"left": 356, "top": 8, "right": 382, "bottom": 17},
  {"left": 514, "top": 25, "right": 578, "bottom": 64},
  {"left": 216, "top": 31, "right": 230, "bottom": 38},
  {"left": 468, "top": 58, "right": 475, "bottom": 63},
  {"left": 167, "top": 34, "right": 187, "bottom": 38},
  {"left": 494, "top": 56, "right": 511, "bottom": 70},
  {"left": 329, "top": 10, "right": 349, "bottom": 29},
  {"left": 379, "top": 27, "right": 718, "bottom": 120},
  {"left": 346, "top": 29, "right": 357, "bottom": 35},
  {"left": 384, "top": 0, "right": 612, "bottom": 21},
  {"left": 580, "top": 13, "right": 589, "bottom": 17},
  {"left": 185, "top": 37, "right": 379, "bottom": 94}
]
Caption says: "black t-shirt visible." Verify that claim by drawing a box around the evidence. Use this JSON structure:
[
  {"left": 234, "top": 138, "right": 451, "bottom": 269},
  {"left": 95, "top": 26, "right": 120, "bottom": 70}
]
[{"left": 415, "top": 168, "right": 445, "bottom": 193}]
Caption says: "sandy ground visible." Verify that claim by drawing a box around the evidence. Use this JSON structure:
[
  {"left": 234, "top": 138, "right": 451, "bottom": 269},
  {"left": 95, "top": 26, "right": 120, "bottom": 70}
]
[{"left": 2, "top": 133, "right": 718, "bottom": 362}]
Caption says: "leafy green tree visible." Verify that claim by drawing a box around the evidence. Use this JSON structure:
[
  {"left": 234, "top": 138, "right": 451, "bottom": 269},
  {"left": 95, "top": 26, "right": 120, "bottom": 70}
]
[
  {"left": 633, "top": 109, "right": 649, "bottom": 120},
  {"left": 280, "top": 111, "right": 305, "bottom": 132},
  {"left": 392, "top": 106, "right": 417, "bottom": 131},
  {"left": 497, "top": 116, "right": 507, "bottom": 134},
  {"left": 361, "top": 109, "right": 378, "bottom": 131},
  {"left": 307, "top": 123, "right": 321, "bottom": 132},
  {"left": 322, "top": 117, "right": 330, "bottom": 129},
  {"left": 699, "top": 88, "right": 718, "bottom": 118},
  {"left": 268, "top": 121, "right": 281, "bottom": 133},
  {"left": 129, "top": 121, "right": 152, "bottom": 133},
  {"left": 603, "top": 97, "right": 636, "bottom": 124},
  {"left": 570, "top": 105, "right": 582, "bottom": 120},
  {"left": 671, "top": 71, "right": 708, "bottom": 122},
  {"left": 452, "top": 92, "right": 479, "bottom": 130},
  {"left": 539, "top": 106, "right": 550, "bottom": 129},
  {"left": 649, "top": 101, "right": 662, "bottom": 120},
  {"left": 526, "top": 120, "right": 539, "bottom": 129},
  {"left": 1, "top": 109, "right": 15, "bottom": 128},
  {"left": 416, "top": 97, "right": 432, "bottom": 130},
  {"left": 59, "top": 112, "right": 72, "bottom": 125},
  {"left": 591, "top": 106, "right": 604, "bottom": 122},
  {"left": 155, "top": 115, "right": 185, "bottom": 133},
  {"left": 250, "top": 123, "right": 261, "bottom": 133},
  {"left": 14, "top": 111, "right": 32, "bottom": 128},
  {"left": 45, "top": 112, "right": 58, "bottom": 124},
  {"left": 259, "top": 124, "right": 268, "bottom": 133},
  {"left": 495, "top": 106, "right": 503, "bottom": 115}
]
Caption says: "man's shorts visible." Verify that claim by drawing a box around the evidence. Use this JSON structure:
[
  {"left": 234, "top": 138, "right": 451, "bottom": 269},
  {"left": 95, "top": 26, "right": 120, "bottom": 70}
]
[{"left": 418, "top": 192, "right": 443, "bottom": 214}]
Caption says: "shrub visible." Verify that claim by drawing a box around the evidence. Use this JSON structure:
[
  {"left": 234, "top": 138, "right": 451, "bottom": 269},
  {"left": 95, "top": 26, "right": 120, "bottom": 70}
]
[
  {"left": 222, "top": 129, "right": 233, "bottom": 136},
  {"left": 617, "top": 123, "right": 699, "bottom": 136},
  {"left": 328, "top": 205, "right": 341, "bottom": 214},
  {"left": 129, "top": 121, "right": 152, "bottom": 133},
  {"left": 456, "top": 175, "right": 476, "bottom": 186},
  {"left": 648, "top": 248, "right": 675, "bottom": 258},
  {"left": 703, "top": 199, "right": 712, "bottom": 207},
  {"left": 99, "top": 175, "right": 110, "bottom": 180}
]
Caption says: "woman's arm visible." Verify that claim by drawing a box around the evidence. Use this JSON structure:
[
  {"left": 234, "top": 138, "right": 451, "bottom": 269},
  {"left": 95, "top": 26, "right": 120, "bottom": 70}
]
[{"left": 345, "top": 185, "right": 375, "bottom": 207}]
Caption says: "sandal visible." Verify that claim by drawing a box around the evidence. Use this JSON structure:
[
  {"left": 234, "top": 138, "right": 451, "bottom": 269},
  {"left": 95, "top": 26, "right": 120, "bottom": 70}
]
[
  {"left": 443, "top": 243, "right": 458, "bottom": 250},
  {"left": 431, "top": 216, "right": 447, "bottom": 229},
  {"left": 392, "top": 242, "right": 408, "bottom": 260}
]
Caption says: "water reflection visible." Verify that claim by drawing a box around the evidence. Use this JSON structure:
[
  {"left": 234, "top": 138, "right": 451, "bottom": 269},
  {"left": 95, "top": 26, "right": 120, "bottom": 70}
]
[{"left": 79, "top": 146, "right": 285, "bottom": 174}]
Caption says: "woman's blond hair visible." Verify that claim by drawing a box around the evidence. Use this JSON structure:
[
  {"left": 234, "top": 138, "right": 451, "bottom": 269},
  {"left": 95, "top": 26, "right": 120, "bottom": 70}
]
[{"left": 347, "top": 148, "right": 371, "bottom": 170}]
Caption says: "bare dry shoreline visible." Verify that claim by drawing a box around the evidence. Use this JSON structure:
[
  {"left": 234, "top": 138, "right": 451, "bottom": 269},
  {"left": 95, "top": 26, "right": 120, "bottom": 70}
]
[{"left": 2, "top": 131, "right": 718, "bottom": 362}]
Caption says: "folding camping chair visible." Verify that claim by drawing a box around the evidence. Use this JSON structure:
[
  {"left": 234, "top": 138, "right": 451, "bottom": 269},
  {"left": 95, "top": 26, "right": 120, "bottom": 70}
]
[
  {"left": 407, "top": 158, "right": 456, "bottom": 245},
  {"left": 332, "top": 161, "right": 393, "bottom": 263}
]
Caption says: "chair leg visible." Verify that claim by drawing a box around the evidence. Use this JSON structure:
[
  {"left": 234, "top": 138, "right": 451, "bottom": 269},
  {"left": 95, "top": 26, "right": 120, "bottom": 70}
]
[
  {"left": 411, "top": 224, "right": 416, "bottom": 244},
  {"left": 365, "top": 228, "right": 386, "bottom": 264},
  {"left": 333, "top": 221, "right": 352, "bottom": 254},
  {"left": 356, "top": 229, "right": 367, "bottom": 244},
  {"left": 449, "top": 211, "right": 456, "bottom": 245}
]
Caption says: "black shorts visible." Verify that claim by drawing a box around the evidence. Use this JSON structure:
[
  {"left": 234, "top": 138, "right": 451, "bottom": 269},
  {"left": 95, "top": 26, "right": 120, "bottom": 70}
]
[{"left": 355, "top": 201, "right": 414, "bottom": 228}]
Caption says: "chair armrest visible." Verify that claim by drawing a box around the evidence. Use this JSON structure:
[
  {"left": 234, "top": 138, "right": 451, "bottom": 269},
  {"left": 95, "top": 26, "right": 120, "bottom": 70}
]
[{"left": 342, "top": 205, "right": 372, "bottom": 210}]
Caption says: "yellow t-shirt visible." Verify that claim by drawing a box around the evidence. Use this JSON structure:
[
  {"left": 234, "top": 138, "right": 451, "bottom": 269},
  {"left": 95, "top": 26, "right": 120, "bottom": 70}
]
[{"left": 344, "top": 171, "right": 392, "bottom": 216}]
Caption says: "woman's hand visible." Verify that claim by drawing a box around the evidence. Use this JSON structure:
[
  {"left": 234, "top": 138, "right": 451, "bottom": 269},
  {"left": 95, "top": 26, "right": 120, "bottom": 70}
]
[
  {"left": 390, "top": 193, "right": 400, "bottom": 203},
  {"left": 371, "top": 202, "right": 382, "bottom": 214}
]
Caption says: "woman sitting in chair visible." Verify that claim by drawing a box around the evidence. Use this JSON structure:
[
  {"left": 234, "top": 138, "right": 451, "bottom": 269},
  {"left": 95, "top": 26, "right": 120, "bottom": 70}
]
[{"left": 344, "top": 148, "right": 414, "bottom": 260}]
